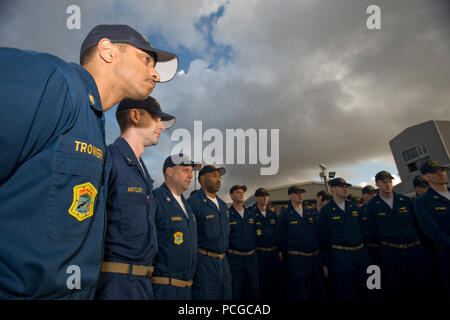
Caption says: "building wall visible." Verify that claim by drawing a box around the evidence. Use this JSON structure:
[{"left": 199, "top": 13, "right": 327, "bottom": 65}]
[{"left": 390, "top": 120, "right": 450, "bottom": 194}]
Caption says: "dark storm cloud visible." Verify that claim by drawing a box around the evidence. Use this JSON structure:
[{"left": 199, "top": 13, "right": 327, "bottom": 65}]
[{"left": 1, "top": 1, "right": 448, "bottom": 201}]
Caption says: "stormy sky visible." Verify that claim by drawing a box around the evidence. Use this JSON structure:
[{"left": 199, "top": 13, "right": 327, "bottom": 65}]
[{"left": 1, "top": 0, "right": 449, "bottom": 201}]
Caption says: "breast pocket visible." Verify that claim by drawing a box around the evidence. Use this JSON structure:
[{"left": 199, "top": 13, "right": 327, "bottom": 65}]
[
  {"left": 397, "top": 206, "right": 413, "bottom": 227},
  {"left": 433, "top": 205, "right": 450, "bottom": 230},
  {"left": 287, "top": 220, "right": 302, "bottom": 240},
  {"left": 118, "top": 185, "right": 148, "bottom": 241},
  {"left": 330, "top": 215, "right": 344, "bottom": 225},
  {"left": 46, "top": 150, "right": 103, "bottom": 241},
  {"left": 204, "top": 213, "right": 220, "bottom": 240},
  {"left": 169, "top": 218, "right": 190, "bottom": 264}
]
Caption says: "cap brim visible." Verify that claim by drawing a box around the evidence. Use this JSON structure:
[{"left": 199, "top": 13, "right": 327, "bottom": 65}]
[
  {"left": 148, "top": 108, "right": 176, "bottom": 129},
  {"left": 431, "top": 166, "right": 449, "bottom": 173},
  {"left": 160, "top": 111, "right": 176, "bottom": 129},
  {"left": 217, "top": 167, "right": 226, "bottom": 176},
  {"left": 147, "top": 48, "right": 178, "bottom": 83},
  {"left": 132, "top": 44, "right": 178, "bottom": 82}
]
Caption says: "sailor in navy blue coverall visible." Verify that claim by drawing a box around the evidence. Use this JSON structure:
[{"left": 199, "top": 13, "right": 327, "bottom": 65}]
[
  {"left": 413, "top": 161, "right": 450, "bottom": 299},
  {"left": 151, "top": 154, "right": 201, "bottom": 300},
  {"left": 366, "top": 170, "right": 436, "bottom": 300},
  {"left": 252, "top": 188, "right": 283, "bottom": 300},
  {"left": 318, "top": 178, "right": 373, "bottom": 301},
  {"left": 359, "top": 185, "right": 381, "bottom": 266},
  {"left": 227, "top": 185, "right": 260, "bottom": 300},
  {"left": 188, "top": 165, "right": 232, "bottom": 300},
  {"left": 94, "top": 97, "right": 176, "bottom": 300},
  {"left": 277, "top": 185, "right": 326, "bottom": 300},
  {"left": 0, "top": 24, "right": 177, "bottom": 299}
]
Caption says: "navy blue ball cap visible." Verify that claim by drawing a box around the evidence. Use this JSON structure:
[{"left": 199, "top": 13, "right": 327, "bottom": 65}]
[
  {"left": 412, "top": 175, "right": 429, "bottom": 188},
  {"left": 198, "top": 165, "right": 226, "bottom": 180},
  {"left": 254, "top": 187, "right": 270, "bottom": 197},
  {"left": 288, "top": 185, "right": 306, "bottom": 194},
  {"left": 420, "top": 160, "right": 449, "bottom": 174},
  {"left": 80, "top": 24, "right": 178, "bottom": 82},
  {"left": 329, "top": 177, "right": 352, "bottom": 187},
  {"left": 375, "top": 170, "right": 394, "bottom": 181},
  {"left": 321, "top": 192, "right": 333, "bottom": 201},
  {"left": 163, "top": 154, "right": 201, "bottom": 173},
  {"left": 117, "top": 96, "right": 176, "bottom": 129},
  {"left": 361, "top": 185, "right": 377, "bottom": 194},
  {"left": 230, "top": 185, "right": 247, "bottom": 194}
]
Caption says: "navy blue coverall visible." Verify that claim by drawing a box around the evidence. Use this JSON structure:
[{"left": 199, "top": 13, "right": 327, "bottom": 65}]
[
  {"left": 152, "top": 183, "right": 197, "bottom": 300},
  {"left": 318, "top": 200, "right": 373, "bottom": 301},
  {"left": 413, "top": 187, "right": 450, "bottom": 299},
  {"left": 359, "top": 203, "right": 382, "bottom": 266},
  {"left": 0, "top": 48, "right": 111, "bottom": 299},
  {"left": 94, "top": 137, "right": 157, "bottom": 300},
  {"left": 227, "top": 205, "right": 260, "bottom": 300},
  {"left": 253, "top": 207, "right": 283, "bottom": 300},
  {"left": 188, "top": 189, "right": 232, "bottom": 300},
  {"left": 277, "top": 202, "right": 326, "bottom": 300},
  {"left": 366, "top": 193, "right": 436, "bottom": 300}
]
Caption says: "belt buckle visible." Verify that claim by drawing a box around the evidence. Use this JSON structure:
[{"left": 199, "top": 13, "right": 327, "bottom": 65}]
[
  {"left": 147, "top": 266, "right": 155, "bottom": 278},
  {"left": 186, "top": 280, "right": 193, "bottom": 288}
]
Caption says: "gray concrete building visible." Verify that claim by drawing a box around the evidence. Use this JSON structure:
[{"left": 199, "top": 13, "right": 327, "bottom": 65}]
[{"left": 390, "top": 120, "right": 450, "bottom": 195}]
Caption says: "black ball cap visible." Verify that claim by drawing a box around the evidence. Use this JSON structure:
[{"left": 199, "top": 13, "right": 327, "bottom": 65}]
[
  {"left": 117, "top": 96, "right": 176, "bottom": 129},
  {"left": 375, "top": 170, "right": 394, "bottom": 182},
  {"left": 198, "top": 165, "right": 226, "bottom": 181},
  {"left": 255, "top": 187, "right": 270, "bottom": 197},
  {"left": 361, "top": 185, "right": 377, "bottom": 194},
  {"left": 329, "top": 177, "right": 352, "bottom": 187},
  {"left": 229, "top": 185, "right": 247, "bottom": 194},
  {"left": 420, "top": 161, "right": 448, "bottom": 174},
  {"left": 321, "top": 192, "right": 333, "bottom": 201},
  {"left": 80, "top": 24, "right": 178, "bottom": 82},
  {"left": 413, "top": 175, "right": 429, "bottom": 188},
  {"left": 163, "top": 154, "right": 201, "bottom": 173},
  {"left": 288, "top": 185, "right": 306, "bottom": 194}
]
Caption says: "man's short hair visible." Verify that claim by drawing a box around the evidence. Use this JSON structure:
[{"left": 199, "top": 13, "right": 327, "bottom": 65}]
[
  {"left": 115, "top": 108, "right": 152, "bottom": 133},
  {"left": 80, "top": 43, "right": 130, "bottom": 65},
  {"left": 80, "top": 45, "right": 97, "bottom": 66}
]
